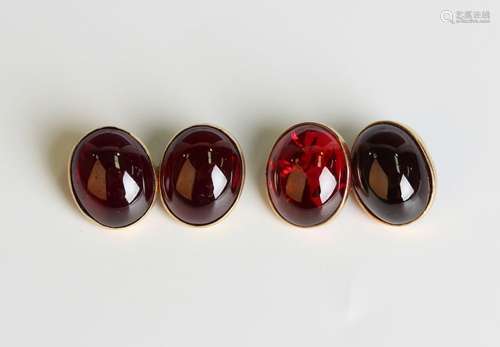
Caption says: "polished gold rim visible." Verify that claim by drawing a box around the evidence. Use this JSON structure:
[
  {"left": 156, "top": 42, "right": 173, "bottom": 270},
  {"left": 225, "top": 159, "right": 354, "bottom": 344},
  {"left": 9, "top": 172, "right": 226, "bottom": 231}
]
[
  {"left": 158, "top": 124, "right": 246, "bottom": 228},
  {"left": 351, "top": 120, "right": 437, "bottom": 227},
  {"left": 264, "top": 121, "right": 352, "bottom": 229},
  {"left": 67, "top": 126, "right": 158, "bottom": 230}
]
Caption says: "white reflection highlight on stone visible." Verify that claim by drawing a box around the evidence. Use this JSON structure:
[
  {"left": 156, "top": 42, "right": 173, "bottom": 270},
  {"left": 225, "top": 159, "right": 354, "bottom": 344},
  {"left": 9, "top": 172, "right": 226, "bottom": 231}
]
[
  {"left": 399, "top": 175, "right": 415, "bottom": 201},
  {"left": 319, "top": 167, "right": 337, "bottom": 203},
  {"left": 211, "top": 165, "right": 228, "bottom": 199},
  {"left": 123, "top": 171, "right": 141, "bottom": 203}
]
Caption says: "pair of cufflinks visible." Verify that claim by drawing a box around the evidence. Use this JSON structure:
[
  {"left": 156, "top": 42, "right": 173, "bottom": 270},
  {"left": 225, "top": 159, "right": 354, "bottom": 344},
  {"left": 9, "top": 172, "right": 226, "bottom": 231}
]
[{"left": 69, "top": 121, "right": 435, "bottom": 229}]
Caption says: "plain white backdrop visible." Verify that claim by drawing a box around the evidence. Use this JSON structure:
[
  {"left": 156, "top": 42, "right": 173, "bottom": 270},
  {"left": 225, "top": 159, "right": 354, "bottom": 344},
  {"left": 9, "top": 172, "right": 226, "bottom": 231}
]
[{"left": 0, "top": 0, "right": 499, "bottom": 346}]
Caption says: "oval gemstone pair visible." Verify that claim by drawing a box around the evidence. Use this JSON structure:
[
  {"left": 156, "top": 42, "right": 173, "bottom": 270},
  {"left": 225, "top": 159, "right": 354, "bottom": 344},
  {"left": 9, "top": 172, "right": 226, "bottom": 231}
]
[
  {"left": 70, "top": 126, "right": 244, "bottom": 228},
  {"left": 266, "top": 121, "right": 435, "bottom": 226}
]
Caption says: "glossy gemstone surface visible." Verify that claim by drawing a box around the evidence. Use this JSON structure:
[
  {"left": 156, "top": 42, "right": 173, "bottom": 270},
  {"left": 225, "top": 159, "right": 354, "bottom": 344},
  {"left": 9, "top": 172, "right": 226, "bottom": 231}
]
[
  {"left": 351, "top": 121, "right": 434, "bottom": 225},
  {"left": 266, "top": 123, "right": 350, "bottom": 227},
  {"left": 160, "top": 125, "right": 244, "bottom": 226},
  {"left": 70, "top": 127, "right": 156, "bottom": 228}
]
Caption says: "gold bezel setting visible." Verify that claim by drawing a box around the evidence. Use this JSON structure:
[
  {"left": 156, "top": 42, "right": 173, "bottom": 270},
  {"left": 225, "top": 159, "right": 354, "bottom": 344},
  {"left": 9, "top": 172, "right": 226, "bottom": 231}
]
[
  {"left": 350, "top": 120, "right": 437, "bottom": 227},
  {"left": 265, "top": 121, "right": 352, "bottom": 229},
  {"left": 158, "top": 124, "right": 246, "bottom": 228},
  {"left": 68, "top": 126, "right": 158, "bottom": 230}
]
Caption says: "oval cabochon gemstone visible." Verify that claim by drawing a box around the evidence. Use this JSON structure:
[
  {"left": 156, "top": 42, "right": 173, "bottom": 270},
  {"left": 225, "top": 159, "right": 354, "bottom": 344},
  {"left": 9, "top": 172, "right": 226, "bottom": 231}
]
[
  {"left": 351, "top": 121, "right": 435, "bottom": 225},
  {"left": 266, "top": 123, "right": 350, "bottom": 227},
  {"left": 160, "top": 125, "right": 244, "bottom": 226},
  {"left": 70, "top": 127, "right": 156, "bottom": 228}
]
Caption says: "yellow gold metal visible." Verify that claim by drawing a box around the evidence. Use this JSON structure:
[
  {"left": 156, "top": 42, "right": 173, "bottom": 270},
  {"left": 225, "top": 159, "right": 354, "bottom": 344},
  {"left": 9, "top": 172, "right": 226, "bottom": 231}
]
[
  {"left": 67, "top": 126, "right": 158, "bottom": 230},
  {"left": 264, "top": 121, "right": 352, "bottom": 229},
  {"left": 351, "top": 120, "right": 437, "bottom": 226},
  {"left": 158, "top": 124, "right": 246, "bottom": 228}
]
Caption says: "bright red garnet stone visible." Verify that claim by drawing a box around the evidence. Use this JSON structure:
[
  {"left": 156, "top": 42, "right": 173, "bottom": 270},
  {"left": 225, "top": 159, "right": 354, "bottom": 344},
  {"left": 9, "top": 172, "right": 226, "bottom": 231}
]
[
  {"left": 160, "top": 125, "right": 244, "bottom": 226},
  {"left": 70, "top": 127, "right": 156, "bottom": 228},
  {"left": 267, "top": 123, "right": 350, "bottom": 227}
]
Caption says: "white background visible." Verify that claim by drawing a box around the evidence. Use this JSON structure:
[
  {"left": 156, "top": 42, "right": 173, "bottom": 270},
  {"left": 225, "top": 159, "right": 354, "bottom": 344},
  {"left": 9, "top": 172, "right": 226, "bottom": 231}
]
[{"left": 0, "top": 1, "right": 499, "bottom": 346}]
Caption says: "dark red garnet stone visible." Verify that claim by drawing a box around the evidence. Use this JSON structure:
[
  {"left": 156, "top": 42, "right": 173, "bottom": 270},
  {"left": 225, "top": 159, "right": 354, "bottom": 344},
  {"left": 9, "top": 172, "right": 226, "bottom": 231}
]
[
  {"left": 351, "top": 121, "right": 434, "bottom": 225},
  {"left": 160, "top": 125, "right": 244, "bottom": 226},
  {"left": 70, "top": 127, "right": 156, "bottom": 228},
  {"left": 266, "top": 123, "right": 350, "bottom": 227}
]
